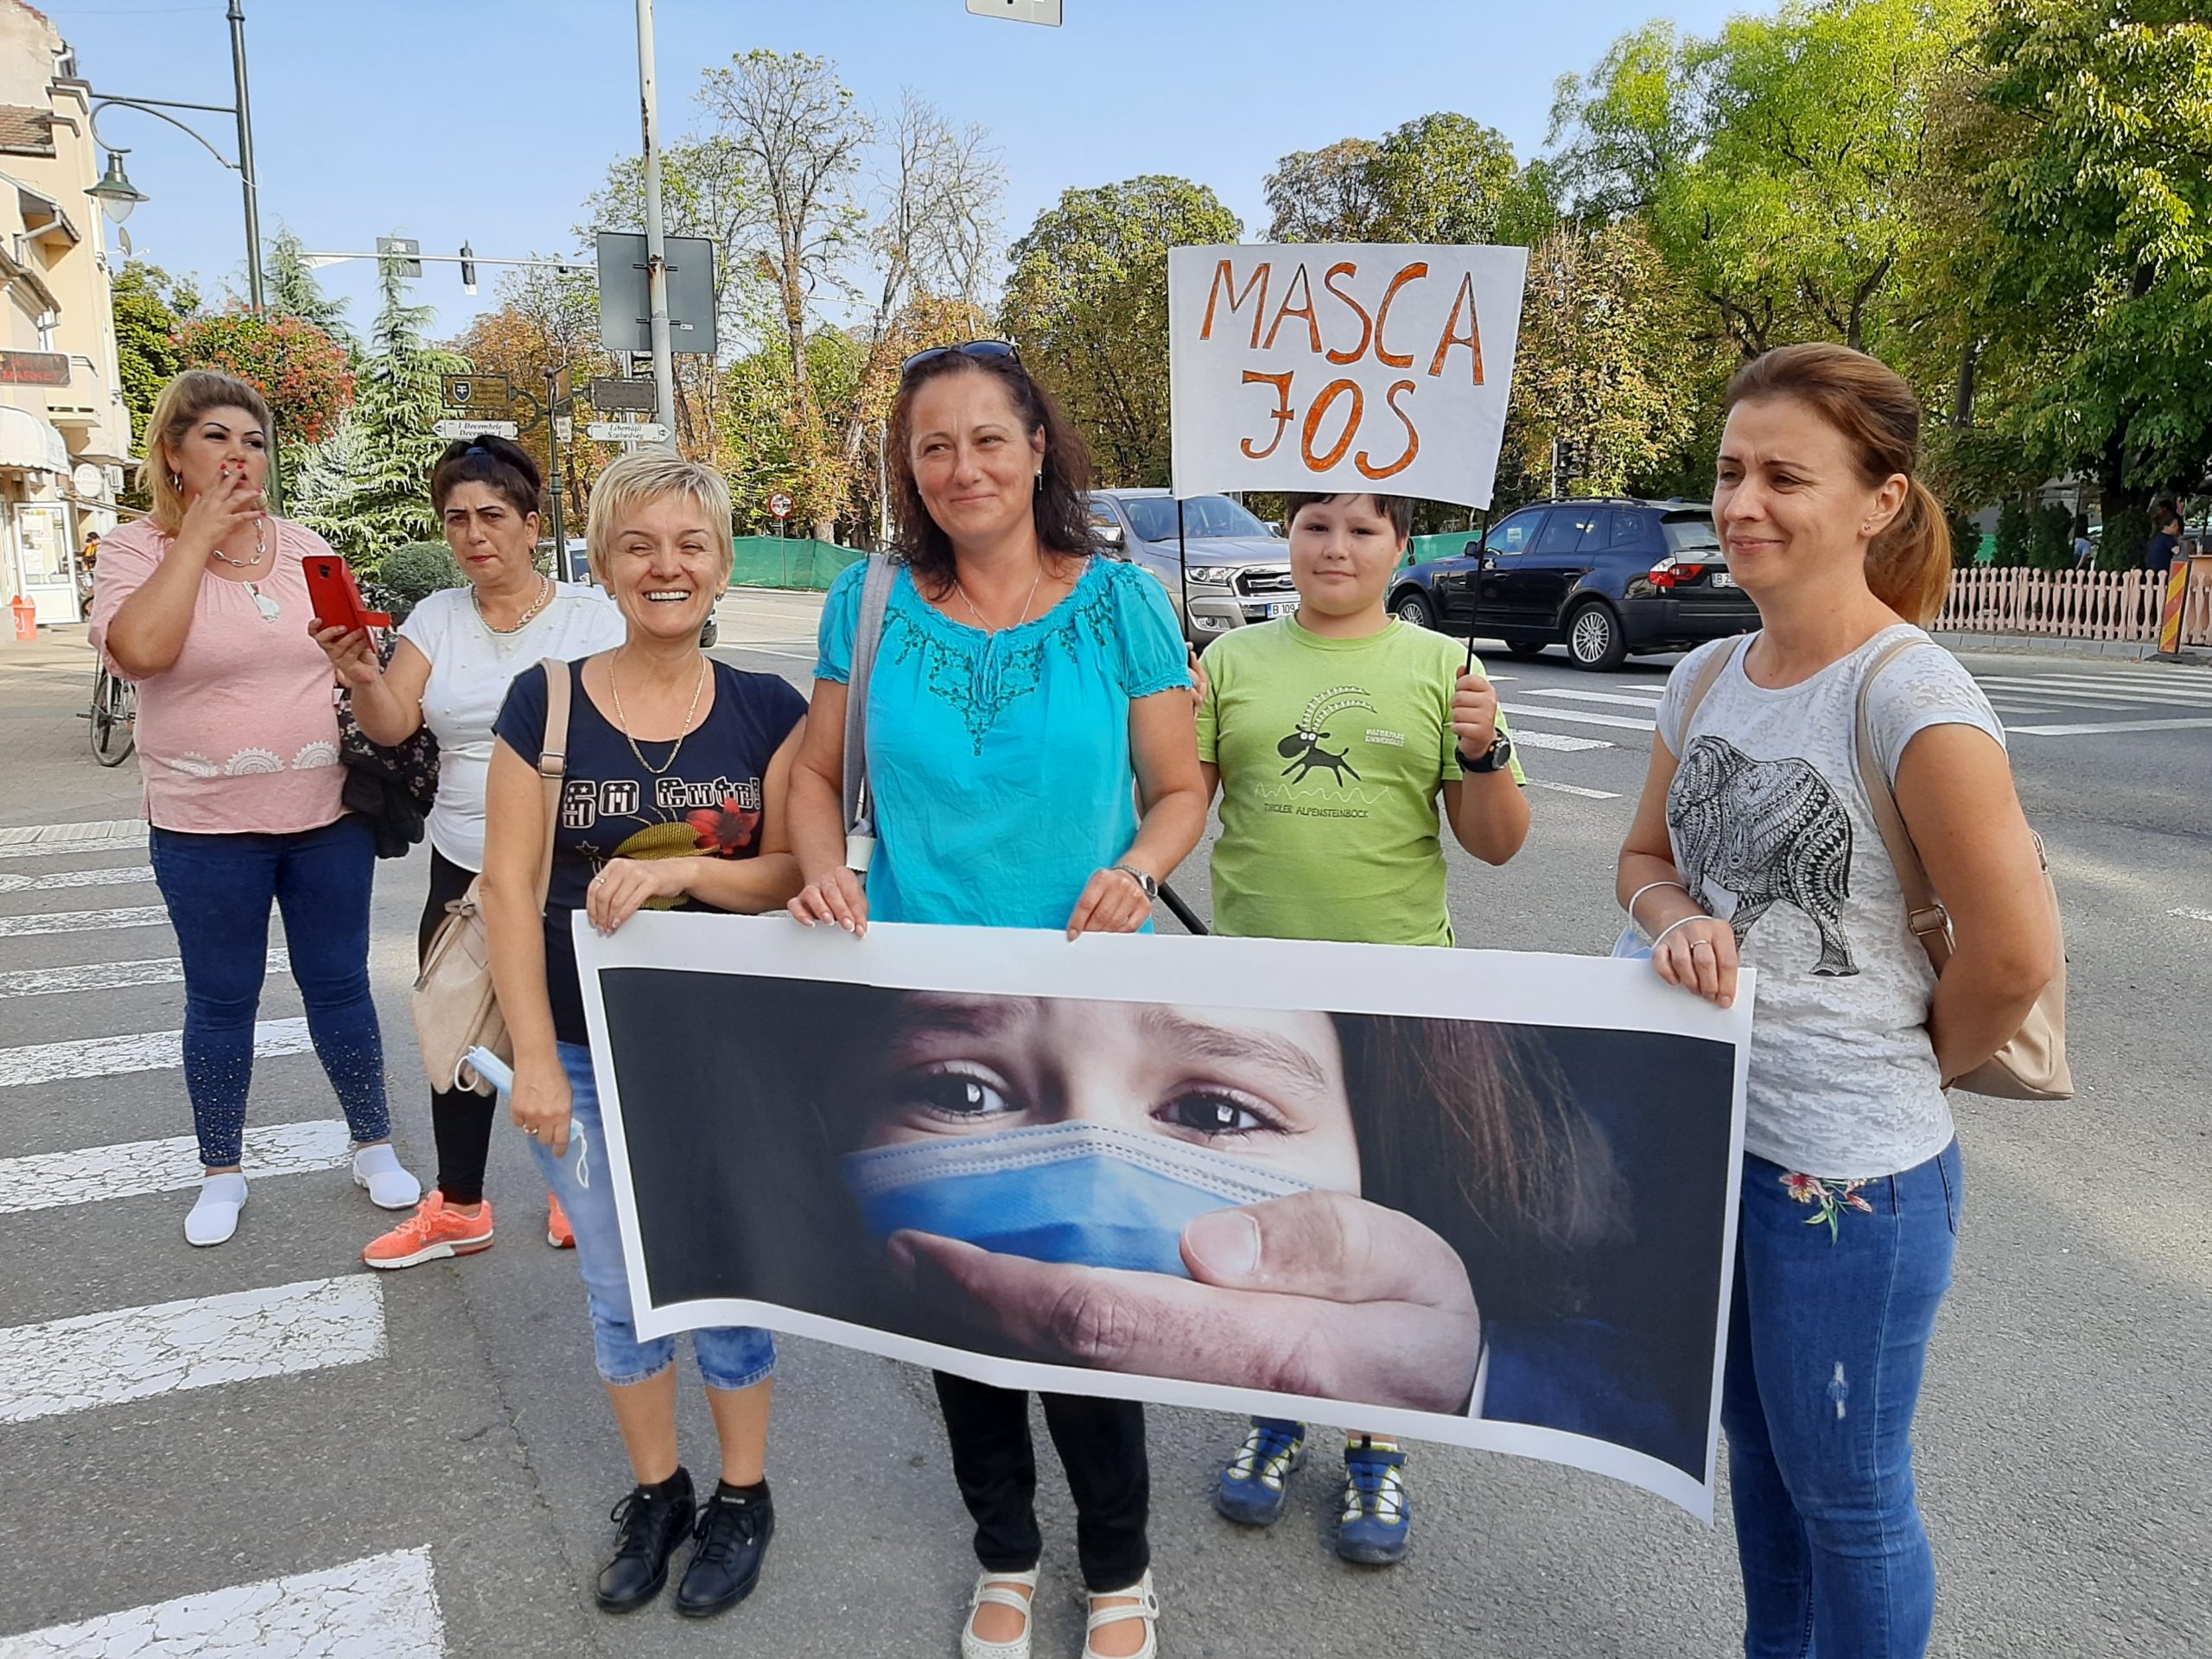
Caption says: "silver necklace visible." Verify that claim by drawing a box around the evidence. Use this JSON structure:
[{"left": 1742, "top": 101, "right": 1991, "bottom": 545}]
[
  {"left": 953, "top": 560, "right": 1046, "bottom": 634},
  {"left": 474, "top": 574, "right": 553, "bottom": 637},
  {"left": 607, "top": 651, "right": 709, "bottom": 778},
  {"left": 207, "top": 516, "right": 267, "bottom": 570}
]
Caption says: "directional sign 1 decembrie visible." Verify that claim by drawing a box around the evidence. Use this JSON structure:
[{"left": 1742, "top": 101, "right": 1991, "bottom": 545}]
[{"left": 431, "top": 419, "right": 520, "bottom": 441}]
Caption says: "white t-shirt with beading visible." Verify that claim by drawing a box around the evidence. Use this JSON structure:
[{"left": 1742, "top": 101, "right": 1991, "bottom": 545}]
[
  {"left": 1656, "top": 625, "right": 2005, "bottom": 1180},
  {"left": 397, "top": 582, "right": 627, "bottom": 870}
]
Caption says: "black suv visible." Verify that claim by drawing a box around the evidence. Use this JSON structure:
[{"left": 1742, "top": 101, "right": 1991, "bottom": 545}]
[{"left": 1386, "top": 499, "right": 1757, "bottom": 669}]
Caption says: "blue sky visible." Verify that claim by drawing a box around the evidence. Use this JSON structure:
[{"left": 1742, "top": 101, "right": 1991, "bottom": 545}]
[{"left": 41, "top": 0, "right": 1745, "bottom": 342}]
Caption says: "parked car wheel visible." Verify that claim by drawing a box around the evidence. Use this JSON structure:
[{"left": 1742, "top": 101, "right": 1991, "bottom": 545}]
[
  {"left": 1503, "top": 638, "right": 1546, "bottom": 658},
  {"left": 1567, "top": 601, "right": 1628, "bottom": 671},
  {"left": 1389, "top": 590, "right": 1435, "bottom": 629}
]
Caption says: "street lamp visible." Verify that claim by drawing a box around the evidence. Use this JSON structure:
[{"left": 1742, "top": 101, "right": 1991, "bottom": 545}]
[
  {"left": 83, "top": 0, "right": 266, "bottom": 314},
  {"left": 86, "top": 151, "right": 148, "bottom": 224}
]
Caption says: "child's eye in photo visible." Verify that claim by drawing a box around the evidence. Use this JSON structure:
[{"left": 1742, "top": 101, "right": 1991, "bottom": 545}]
[
  {"left": 895, "top": 1065, "right": 1015, "bottom": 1124},
  {"left": 1155, "top": 1087, "right": 1281, "bottom": 1139}
]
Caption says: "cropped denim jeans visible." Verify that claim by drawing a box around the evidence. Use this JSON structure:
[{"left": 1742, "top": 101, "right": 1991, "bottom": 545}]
[
  {"left": 1724, "top": 1141, "right": 1962, "bottom": 1659},
  {"left": 527, "top": 1041, "right": 775, "bottom": 1392}
]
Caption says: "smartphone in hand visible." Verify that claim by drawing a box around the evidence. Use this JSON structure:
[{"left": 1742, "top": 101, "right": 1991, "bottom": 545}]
[{"left": 302, "top": 554, "right": 391, "bottom": 634}]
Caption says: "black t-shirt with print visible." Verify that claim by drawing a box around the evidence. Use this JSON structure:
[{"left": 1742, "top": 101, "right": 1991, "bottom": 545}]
[{"left": 493, "top": 658, "right": 805, "bottom": 1045}]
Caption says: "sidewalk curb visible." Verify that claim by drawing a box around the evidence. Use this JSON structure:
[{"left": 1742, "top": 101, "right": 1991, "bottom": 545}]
[{"left": 1932, "top": 631, "right": 2212, "bottom": 667}]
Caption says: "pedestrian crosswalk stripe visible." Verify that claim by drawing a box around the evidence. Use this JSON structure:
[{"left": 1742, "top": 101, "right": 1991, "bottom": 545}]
[
  {"left": 0, "top": 949, "right": 289, "bottom": 1001},
  {"left": 1974, "top": 675, "right": 2210, "bottom": 702},
  {"left": 1530, "top": 779, "right": 1622, "bottom": 800},
  {"left": 1522, "top": 687, "right": 1666, "bottom": 709},
  {"left": 0, "top": 1018, "right": 311, "bottom": 1090},
  {"left": 1499, "top": 701, "right": 1656, "bottom": 733},
  {"left": 0, "top": 903, "right": 170, "bottom": 938},
  {"left": 2010, "top": 718, "right": 2212, "bottom": 737},
  {"left": 0, "top": 834, "right": 148, "bottom": 862},
  {"left": 0, "top": 1275, "right": 385, "bottom": 1426},
  {"left": 0, "top": 818, "right": 147, "bottom": 849},
  {"left": 0, "top": 1119, "right": 352, "bottom": 1215},
  {"left": 1508, "top": 729, "right": 1613, "bottom": 753},
  {"left": 0, "top": 1546, "right": 442, "bottom": 1658},
  {"left": 2170, "top": 906, "right": 2212, "bottom": 925},
  {"left": 0, "top": 865, "right": 154, "bottom": 894}
]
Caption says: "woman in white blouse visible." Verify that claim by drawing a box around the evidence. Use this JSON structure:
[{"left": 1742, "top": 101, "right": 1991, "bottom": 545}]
[{"left": 315, "top": 436, "right": 625, "bottom": 1268}]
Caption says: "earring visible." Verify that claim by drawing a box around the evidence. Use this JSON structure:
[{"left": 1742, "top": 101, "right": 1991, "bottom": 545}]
[
  {"left": 1034, "top": 470, "right": 1044, "bottom": 493},
  {"left": 170, "top": 474, "right": 182, "bottom": 492}
]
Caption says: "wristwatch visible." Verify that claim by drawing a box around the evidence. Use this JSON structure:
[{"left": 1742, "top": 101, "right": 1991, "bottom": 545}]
[
  {"left": 1459, "top": 731, "right": 1516, "bottom": 774},
  {"left": 1113, "top": 865, "right": 1159, "bottom": 902}
]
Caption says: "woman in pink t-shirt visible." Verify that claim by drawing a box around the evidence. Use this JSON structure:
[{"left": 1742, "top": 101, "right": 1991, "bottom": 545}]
[{"left": 92, "top": 369, "right": 421, "bottom": 1247}]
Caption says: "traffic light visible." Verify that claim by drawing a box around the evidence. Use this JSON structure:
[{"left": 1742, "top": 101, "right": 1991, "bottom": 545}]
[{"left": 460, "top": 242, "right": 478, "bottom": 296}]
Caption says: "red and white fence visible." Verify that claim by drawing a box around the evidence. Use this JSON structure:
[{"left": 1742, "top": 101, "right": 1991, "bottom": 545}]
[{"left": 1937, "top": 565, "right": 2212, "bottom": 647}]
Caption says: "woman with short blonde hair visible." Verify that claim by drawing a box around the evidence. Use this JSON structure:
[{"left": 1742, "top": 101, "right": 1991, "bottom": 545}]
[
  {"left": 480, "top": 446, "right": 803, "bottom": 1620},
  {"left": 91, "top": 368, "right": 420, "bottom": 1247}
]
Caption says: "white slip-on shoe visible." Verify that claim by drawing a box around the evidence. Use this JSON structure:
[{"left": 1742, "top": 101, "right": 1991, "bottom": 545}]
[
  {"left": 185, "top": 1173, "right": 247, "bottom": 1246},
  {"left": 352, "top": 1144, "right": 422, "bottom": 1211},
  {"left": 1083, "top": 1570, "right": 1159, "bottom": 1659},
  {"left": 960, "top": 1566, "right": 1040, "bottom": 1659}
]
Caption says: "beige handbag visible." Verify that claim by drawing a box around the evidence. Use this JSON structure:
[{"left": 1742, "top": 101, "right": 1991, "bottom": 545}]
[
  {"left": 1852, "top": 639, "right": 2071, "bottom": 1100},
  {"left": 411, "top": 658, "right": 571, "bottom": 1097}
]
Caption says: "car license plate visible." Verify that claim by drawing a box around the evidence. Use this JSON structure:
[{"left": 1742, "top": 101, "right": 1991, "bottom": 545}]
[
  {"left": 1710, "top": 570, "right": 1737, "bottom": 588},
  {"left": 1266, "top": 599, "right": 1298, "bottom": 617}
]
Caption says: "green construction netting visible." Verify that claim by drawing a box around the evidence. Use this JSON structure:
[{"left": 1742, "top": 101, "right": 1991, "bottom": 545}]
[{"left": 729, "top": 536, "right": 867, "bottom": 591}]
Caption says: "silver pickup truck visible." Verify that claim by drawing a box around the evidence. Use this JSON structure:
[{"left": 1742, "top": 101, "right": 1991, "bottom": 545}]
[{"left": 1085, "top": 488, "right": 1297, "bottom": 645}]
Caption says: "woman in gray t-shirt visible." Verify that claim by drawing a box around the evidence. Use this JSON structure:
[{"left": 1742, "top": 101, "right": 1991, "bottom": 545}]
[{"left": 1615, "top": 345, "right": 2056, "bottom": 1659}]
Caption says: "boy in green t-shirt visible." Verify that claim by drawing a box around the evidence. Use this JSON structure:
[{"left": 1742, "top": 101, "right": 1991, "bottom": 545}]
[{"left": 1196, "top": 491, "right": 1529, "bottom": 1563}]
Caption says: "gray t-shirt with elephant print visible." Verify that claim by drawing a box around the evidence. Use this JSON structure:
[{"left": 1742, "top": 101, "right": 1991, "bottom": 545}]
[{"left": 1656, "top": 625, "right": 2005, "bottom": 1180}]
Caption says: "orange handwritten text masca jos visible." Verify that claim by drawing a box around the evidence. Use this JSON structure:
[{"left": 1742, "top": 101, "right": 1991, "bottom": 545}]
[{"left": 1167, "top": 244, "right": 1529, "bottom": 512}]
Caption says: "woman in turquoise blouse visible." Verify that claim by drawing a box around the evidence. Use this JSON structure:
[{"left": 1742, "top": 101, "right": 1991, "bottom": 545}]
[{"left": 790, "top": 340, "right": 1205, "bottom": 1659}]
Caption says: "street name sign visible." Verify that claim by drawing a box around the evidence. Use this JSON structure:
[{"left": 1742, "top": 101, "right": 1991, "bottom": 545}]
[
  {"left": 431, "top": 419, "right": 520, "bottom": 440},
  {"left": 591, "top": 377, "right": 658, "bottom": 413},
  {"left": 586, "top": 422, "right": 670, "bottom": 443}
]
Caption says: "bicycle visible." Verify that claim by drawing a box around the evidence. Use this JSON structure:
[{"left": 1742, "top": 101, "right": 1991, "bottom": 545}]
[{"left": 86, "top": 659, "right": 136, "bottom": 767}]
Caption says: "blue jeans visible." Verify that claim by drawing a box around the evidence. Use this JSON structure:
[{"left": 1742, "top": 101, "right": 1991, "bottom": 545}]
[
  {"left": 1724, "top": 1142, "right": 1963, "bottom": 1659},
  {"left": 527, "top": 1042, "right": 776, "bottom": 1392},
  {"left": 149, "top": 816, "right": 389, "bottom": 1169}
]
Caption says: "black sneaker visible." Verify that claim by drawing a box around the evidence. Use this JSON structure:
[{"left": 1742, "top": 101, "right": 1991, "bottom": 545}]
[
  {"left": 675, "top": 1485, "right": 776, "bottom": 1618},
  {"left": 595, "top": 1468, "right": 695, "bottom": 1613}
]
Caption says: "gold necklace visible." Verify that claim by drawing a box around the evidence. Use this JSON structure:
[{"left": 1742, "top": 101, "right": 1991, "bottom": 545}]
[
  {"left": 207, "top": 516, "right": 267, "bottom": 570},
  {"left": 952, "top": 559, "right": 1046, "bottom": 634},
  {"left": 474, "top": 574, "right": 552, "bottom": 635},
  {"left": 607, "top": 651, "right": 709, "bottom": 778}
]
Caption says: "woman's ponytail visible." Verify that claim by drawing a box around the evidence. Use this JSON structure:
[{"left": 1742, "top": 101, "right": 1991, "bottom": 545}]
[
  {"left": 1726, "top": 343, "right": 1952, "bottom": 626},
  {"left": 1867, "top": 476, "right": 1952, "bottom": 627}
]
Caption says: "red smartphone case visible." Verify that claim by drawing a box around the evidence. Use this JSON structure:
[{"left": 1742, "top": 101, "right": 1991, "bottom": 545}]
[{"left": 303, "top": 555, "right": 391, "bottom": 632}]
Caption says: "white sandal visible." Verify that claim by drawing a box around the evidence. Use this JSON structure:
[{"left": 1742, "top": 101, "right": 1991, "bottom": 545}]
[
  {"left": 961, "top": 1566, "right": 1040, "bottom": 1659},
  {"left": 1083, "top": 1570, "right": 1160, "bottom": 1659}
]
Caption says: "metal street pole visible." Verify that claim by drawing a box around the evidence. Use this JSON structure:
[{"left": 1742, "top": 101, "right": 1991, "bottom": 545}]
[
  {"left": 634, "top": 0, "right": 677, "bottom": 449},
  {"left": 226, "top": 1, "right": 264, "bottom": 315}
]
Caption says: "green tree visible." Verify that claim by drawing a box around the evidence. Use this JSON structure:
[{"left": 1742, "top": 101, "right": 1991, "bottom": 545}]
[
  {"left": 1264, "top": 138, "right": 1384, "bottom": 242},
  {"left": 264, "top": 226, "right": 355, "bottom": 350},
  {"left": 1508, "top": 221, "right": 1704, "bottom": 499},
  {"left": 1001, "top": 176, "right": 1242, "bottom": 487},
  {"left": 295, "top": 252, "right": 469, "bottom": 573},
  {"left": 1967, "top": 0, "right": 2212, "bottom": 531},
  {"left": 1368, "top": 112, "right": 1555, "bottom": 247},
  {"left": 111, "top": 260, "right": 200, "bottom": 450}
]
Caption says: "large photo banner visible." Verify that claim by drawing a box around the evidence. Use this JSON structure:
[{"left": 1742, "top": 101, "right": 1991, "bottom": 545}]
[
  {"left": 575, "top": 915, "right": 1751, "bottom": 1518},
  {"left": 1167, "top": 242, "right": 1529, "bottom": 509}
]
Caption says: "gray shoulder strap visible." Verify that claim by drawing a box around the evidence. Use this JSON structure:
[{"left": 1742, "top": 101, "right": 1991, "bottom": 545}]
[{"left": 842, "top": 554, "right": 901, "bottom": 836}]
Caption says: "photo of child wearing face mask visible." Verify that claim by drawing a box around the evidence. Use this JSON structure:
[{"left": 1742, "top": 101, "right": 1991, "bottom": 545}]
[{"left": 599, "top": 966, "right": 1734, "bottom": 1478}]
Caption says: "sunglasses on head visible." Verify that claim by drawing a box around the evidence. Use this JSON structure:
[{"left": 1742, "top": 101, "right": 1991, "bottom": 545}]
[{"left": 899, "top": 339, "right": 1021, "bottom": 381}]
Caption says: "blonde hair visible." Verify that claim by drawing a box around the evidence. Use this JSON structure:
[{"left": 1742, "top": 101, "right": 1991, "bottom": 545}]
[
  {"left": 139, "top": 370, "right": 274, "bottom": 534},
  {"left": 1726, "top": 343, "right": 1952, "bottom": 626},
  {"left": 584, "top": 448, "right": 735, "bottom": 585}
]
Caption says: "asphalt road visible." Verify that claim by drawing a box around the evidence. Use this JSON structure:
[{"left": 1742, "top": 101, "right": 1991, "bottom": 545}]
[{"left": 0, "top": 598, "right": 2205, "bottom": 1656}]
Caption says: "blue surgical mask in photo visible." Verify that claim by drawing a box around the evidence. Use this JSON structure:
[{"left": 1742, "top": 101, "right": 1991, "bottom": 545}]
[{"left": 843, "top": 1122, "right": 1313, "bottom": 1278}]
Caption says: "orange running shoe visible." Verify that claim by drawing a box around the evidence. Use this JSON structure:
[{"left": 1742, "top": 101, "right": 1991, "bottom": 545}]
[
  {"left": 547, "top": 1191, "right": 575, "bottom": 1249},
  {"left": 361, "top": 1192, "right": 494, "bottom": 1269}
]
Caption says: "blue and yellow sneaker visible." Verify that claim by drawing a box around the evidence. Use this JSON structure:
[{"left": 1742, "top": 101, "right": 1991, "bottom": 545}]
[
  {"left": 1213, "top": 1417, "right": 1306, "bottom": 1527},
  {"left": 1337, "top": 1437, "right": 1411, "bottom": 1565}
]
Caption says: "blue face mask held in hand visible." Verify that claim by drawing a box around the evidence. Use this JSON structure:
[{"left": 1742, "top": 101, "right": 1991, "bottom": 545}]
[{"left": 844, "top": 1122, "right": 1312, "bottom": 1277}]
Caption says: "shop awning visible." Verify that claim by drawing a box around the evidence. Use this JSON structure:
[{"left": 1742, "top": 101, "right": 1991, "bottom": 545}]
[{"left": 0, "top": 404, "right": 73, "bottom": 474}]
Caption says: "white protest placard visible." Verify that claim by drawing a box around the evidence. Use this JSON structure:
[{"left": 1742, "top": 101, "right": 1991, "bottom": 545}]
[{"left": 1168, "top": 243, "right": 1529, "bottom": 509}]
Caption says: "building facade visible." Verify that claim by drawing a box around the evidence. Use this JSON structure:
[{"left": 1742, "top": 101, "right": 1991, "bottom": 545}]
[{"left": 0, "top": 1, "right": 130, "bottom": 626}]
